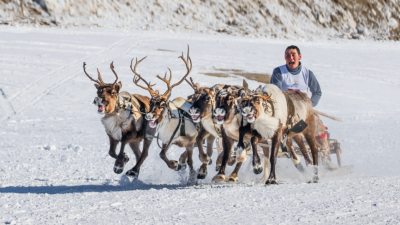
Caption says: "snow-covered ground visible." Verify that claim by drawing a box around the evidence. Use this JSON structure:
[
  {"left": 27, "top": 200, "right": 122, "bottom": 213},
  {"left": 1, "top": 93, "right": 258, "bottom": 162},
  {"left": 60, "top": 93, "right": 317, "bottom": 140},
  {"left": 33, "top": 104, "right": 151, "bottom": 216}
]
[{"left": 0, "top": 26, "right": 400, "bottom": 224}]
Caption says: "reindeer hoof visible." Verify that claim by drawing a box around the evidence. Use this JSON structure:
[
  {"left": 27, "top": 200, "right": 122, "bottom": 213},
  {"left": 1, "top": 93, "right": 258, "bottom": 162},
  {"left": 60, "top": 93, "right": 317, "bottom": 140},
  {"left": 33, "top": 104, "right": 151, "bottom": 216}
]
[
  {"left": 124, "top": 153, "right": 130, "bottom": 163},
  {"left": 200, "top": 155, "right": 211, "bottom": 164},
  {"left": 180, "top": 164, "right": 187, "bottom": 171},
  {"left": 265, "top": 179, "right": 278, "bottom": 185},
  {"left": 253, "top": 166, "right": 263, "bottom": 175},
  {"left": 170, "top": 161, "right": 182, "bottom": 171},
  {"left": 197, "top": 170, "right": 207, "bottom": 179},
  {"left": 208, "top": 158, "right": 213, "bottom": 165},
  {"left": 308, "top": 177, "right": 319, "bottom": 184},
  {"left": 215, "top": 165, "right": 221, "bottom": 171},
  {"left": 125, "top": 170, "right": 139, "bottom": 178},
  {"left": 226, "top": 176, "right": 238, "bottom": 183},
  {"left": 114, "top": 165, "right": 124, "bottom": 174},
  {"left": 212, "top": 174, "right": 226, "bottom": 183}
]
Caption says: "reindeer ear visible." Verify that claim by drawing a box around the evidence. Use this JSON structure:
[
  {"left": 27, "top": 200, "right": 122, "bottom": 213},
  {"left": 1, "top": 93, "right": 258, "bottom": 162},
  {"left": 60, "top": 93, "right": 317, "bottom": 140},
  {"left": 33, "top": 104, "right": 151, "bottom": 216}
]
[
  {"left": 94, "top": 83, "right": 100, "bottom": 89},
  {"left": 243, "top": 79, "right": 249, "bottom": 91},
  {"left": 115, "top": 81, "right": 122, "bottom": 92},
  {"left": 196, "top": 83, "right": 200, "bottom": 89},
  {"left": 255, "top": 85, "right": 262, "bottom": 94},
  {"left": 214, "top": 85, "right": 222, "bottom": 92}
]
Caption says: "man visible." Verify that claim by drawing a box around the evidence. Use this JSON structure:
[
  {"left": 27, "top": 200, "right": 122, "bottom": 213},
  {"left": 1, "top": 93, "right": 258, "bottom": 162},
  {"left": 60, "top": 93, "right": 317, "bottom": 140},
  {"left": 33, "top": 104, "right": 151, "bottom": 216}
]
[
  {"left": 270, "top": 45, "right": 337, "bottom": 169},
  {"left": 270, "top": 45, "right": 321, "bottom": 107}
]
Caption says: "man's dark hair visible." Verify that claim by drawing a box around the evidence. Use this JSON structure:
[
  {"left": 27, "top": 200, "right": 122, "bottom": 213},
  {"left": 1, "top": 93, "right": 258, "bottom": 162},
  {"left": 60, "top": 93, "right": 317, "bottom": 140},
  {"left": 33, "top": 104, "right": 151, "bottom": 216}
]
[{"left": 285, "top": 45, "right": 301, "bottom": 55}]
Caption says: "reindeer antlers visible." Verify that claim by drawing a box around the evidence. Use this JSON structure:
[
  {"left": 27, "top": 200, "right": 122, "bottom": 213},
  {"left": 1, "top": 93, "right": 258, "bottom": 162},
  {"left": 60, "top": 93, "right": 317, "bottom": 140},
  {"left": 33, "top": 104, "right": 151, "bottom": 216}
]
[
  {"left": 185, "top": 77, "right": 200, "bottom": 91},
  {"left": 109, "top": 61, "right": 119, "bottom": 85},
  {"left": 157, "top": 45, "right": 192, "bottom": 99},
  {"left": 132, "top": 46, "right": 192, "bottom": 100},
  {"left": 131, "top": 56, "right": 160, "bottom": 97},
  {"left": 83, "top": 62, "right": 105, "bottom": 85},
  {"left": 83, "top": 62, "right": 119, "bottom": 86}
]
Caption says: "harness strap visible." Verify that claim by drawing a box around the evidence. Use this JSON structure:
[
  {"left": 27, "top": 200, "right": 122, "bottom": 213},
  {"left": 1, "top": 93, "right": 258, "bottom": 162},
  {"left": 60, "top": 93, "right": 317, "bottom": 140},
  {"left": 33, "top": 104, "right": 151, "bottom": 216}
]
[{"left": 157, "top": 112, "right": 183, "bottom": 150}]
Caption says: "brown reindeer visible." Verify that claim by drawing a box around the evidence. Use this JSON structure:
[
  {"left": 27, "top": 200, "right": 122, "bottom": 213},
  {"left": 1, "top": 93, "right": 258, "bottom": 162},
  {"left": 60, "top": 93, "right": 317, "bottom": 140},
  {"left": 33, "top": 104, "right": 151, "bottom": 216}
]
[
  {"left": 186, "top": 78, "right": 238, "bottom": 179},
  {"left": 210, "top": 87, "right": 271, "bottom": 183},
  {"left": 132, "top": 47, "right": 202, "bottom": 184},
  {"left": 83, "top": 61, "right": 154, "bottom": 178},
  {"left": 240, "top": 84, "right": 320, "bottom": 184}
]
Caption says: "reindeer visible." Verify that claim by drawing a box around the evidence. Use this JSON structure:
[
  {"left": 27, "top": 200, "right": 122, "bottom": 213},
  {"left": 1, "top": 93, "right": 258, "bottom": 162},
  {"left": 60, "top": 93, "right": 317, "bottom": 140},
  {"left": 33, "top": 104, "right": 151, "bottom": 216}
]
[
  {"left": 186, "top": 78, "right": 238, "bottom": 179},
  {"left": 314, "top": 114, "right": 338, "bottom": 170},
  {"left": 83, "top": 61, "right": 155, "bottom": 178},
  {"left": 239, "top": 84, "right": 320, "bottom": 184},
  {"left": 131, "top": 47, "right": 202, "bottom": 184},
  {"left": 209, "top": 86, "right": 271, "bottom": 183}
]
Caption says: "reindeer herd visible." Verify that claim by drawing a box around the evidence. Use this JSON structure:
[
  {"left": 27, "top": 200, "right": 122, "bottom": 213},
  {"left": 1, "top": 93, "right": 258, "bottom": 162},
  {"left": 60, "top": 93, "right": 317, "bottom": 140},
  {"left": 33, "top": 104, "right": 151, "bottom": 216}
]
[{"left": 83, "top": 46, "right": 338, "bottom": 185}]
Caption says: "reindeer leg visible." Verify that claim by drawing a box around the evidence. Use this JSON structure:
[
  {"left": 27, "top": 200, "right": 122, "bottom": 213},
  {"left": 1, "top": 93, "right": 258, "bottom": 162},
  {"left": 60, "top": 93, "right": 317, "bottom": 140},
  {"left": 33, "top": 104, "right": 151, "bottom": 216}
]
[
  {"left": 212, "top": 129, "right": 234, "bottom": 183},
  {"left": 251, "top": 131, "right": 263, "bottom": 175},
  {"left": 126, "top": 137, "right": 153, "bottom": 178},
  {"left": 206, "top": 135, "right": 216, "bottom": 165},
  {"left": 287, "top": 136, "right": 306, "bottom": 174},
  {"left": 196, "top": 128, "right": 211, "bottom": 164},
  {"left": 260, "top": 146, "right": 269, "bottom": 183},
  {"left": 304, "top": 117, "right": 319, "bottom": 183},
  {"left": 266, "top": 123, "right": 282, "bottom": 185},
  {"left": 215, "top": 151, "right": 223, "bottom": 171},
  {"left": 179, "top": 150, "right": 188, "bottom": 170},
  {"left": 129, "top": 142, "right": 142, "bottom": 164},
  {"left": 293, "top": 135, "right": 312, "bottom": 166},
  {"left": 235, "top": 124, "right": 250, "bottom": 162},
  {"left": 226, "top": 162, "right": 243, "bottom": 183},
  {"left": 108, "top": 135, "right": 129, "bottom": 163},
  {"left": 197, "top": 130, "right": 212, "bottom": 179},
  {"left": 159, "top": 144, "right": 182, "bottom": 171},
  {"left": 186, "top": 144, "right": 198, "bottom": 185},
  {"left": 114, "top": 131, "right": 137, "bottom": 174}
]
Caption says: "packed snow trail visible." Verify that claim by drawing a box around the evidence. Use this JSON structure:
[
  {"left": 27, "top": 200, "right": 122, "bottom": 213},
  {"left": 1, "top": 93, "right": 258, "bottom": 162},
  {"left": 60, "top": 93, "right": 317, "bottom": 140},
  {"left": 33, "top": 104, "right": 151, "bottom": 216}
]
[{"left": 0, "top": 26, "right": 400, "bottom": 224}]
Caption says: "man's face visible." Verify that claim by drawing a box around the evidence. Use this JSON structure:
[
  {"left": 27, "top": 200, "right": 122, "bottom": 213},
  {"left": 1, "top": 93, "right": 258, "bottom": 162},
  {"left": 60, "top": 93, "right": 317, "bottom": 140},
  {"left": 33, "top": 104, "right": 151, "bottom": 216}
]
[{"left": 285, "top": 49, "right": 302, "bottom": 69}]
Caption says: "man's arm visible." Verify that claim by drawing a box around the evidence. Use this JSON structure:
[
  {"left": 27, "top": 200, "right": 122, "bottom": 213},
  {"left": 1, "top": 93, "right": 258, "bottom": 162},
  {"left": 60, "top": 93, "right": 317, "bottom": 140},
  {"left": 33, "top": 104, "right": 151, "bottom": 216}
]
[
  {"left": 270, "top": 67, "right": 282, "bottom": 88},
  {"left": 308, "top": 70, "right": 321, "bottom": 107}
]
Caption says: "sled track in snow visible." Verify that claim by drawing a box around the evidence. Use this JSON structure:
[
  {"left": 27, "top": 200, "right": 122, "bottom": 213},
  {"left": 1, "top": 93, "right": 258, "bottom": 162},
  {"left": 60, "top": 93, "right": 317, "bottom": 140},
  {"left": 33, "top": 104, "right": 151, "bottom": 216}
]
[
  {"left": 0, "top": 38, "right": 160, "bottom": 122},
  {"left": 0, "top": 88, "right": 16, "bottom": 122}
]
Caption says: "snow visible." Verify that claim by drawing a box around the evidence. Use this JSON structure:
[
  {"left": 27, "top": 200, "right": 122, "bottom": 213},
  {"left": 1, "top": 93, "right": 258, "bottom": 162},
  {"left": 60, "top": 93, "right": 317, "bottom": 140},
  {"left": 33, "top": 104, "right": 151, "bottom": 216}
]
[{"left": 0, "top": 25, "right": 400, "bottom": 224}]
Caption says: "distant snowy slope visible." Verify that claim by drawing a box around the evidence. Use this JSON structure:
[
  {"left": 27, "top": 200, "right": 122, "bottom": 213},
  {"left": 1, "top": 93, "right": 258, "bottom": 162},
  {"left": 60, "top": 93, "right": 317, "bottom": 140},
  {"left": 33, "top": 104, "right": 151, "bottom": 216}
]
[{"left": 0, "top": 0, "right": 399, "bottom": 40}]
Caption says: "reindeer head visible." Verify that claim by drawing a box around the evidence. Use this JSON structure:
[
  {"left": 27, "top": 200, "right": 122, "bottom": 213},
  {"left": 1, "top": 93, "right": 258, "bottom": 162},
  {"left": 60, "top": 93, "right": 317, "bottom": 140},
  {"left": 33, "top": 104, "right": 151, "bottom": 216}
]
[
  {"left": 241, "top": 86, "right": 274, "bottom": 123},
  {"left": 83, "top": 62, "right": 122, "bottom": 114},
  {"left": 213, "top": 86, "right": 242, "bottom": 125},
  {"left": 187, "top": 78, "right": 219, "bottom": 123},
  {"left": 132, "top": 46, "right": 192, "bottom": 128}
]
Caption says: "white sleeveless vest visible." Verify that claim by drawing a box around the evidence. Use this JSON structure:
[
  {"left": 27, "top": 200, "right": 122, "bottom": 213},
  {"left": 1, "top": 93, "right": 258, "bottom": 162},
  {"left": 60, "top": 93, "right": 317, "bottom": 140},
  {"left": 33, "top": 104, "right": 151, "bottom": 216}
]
[{"left": 279, "top": 65, "right": 309, "bottom": 93}]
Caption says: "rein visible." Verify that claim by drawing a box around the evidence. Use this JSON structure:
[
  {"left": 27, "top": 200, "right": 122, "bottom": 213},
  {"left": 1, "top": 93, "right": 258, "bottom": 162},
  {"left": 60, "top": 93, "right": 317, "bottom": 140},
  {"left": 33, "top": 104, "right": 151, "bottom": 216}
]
[{"left": 155, "top": 101, "right": 194, "bottom": 150}]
